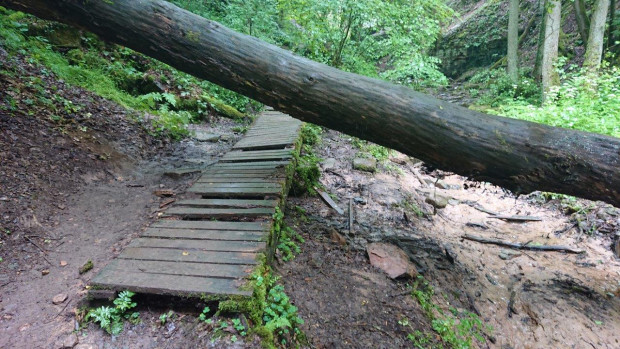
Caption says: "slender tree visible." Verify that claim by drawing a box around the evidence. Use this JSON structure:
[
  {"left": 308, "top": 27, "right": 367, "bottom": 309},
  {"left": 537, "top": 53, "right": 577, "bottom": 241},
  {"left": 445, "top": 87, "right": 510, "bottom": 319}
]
[
  {"left": 574, "top": 0, "right": 591, "bottom": 46},
  {"left": 541, "top": 0, "right": 561, "bottom": 101},
  {"left": 608, "top": 0, "right": 617, "bottom": 53},
  {"left": 533, "top": 0, "right": 546, "bottom": 81},
  {"left": 507, "top": 0, "right": 520, "bottom": 82},
  {"left": 583, "top": 0, "right": 611, "bottom": 71}
]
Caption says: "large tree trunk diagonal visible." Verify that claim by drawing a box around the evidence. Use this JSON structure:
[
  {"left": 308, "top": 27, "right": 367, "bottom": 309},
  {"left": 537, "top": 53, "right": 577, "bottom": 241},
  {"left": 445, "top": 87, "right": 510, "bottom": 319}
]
[{"left": 1, "top": 0, "right": 619, "bottom": 206}]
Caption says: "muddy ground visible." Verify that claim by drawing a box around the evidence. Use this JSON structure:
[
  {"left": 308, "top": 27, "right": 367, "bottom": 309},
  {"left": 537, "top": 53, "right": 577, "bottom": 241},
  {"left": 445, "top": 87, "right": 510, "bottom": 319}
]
[{"left": 1, "top": 50, "right": 620, "bottom": 348}]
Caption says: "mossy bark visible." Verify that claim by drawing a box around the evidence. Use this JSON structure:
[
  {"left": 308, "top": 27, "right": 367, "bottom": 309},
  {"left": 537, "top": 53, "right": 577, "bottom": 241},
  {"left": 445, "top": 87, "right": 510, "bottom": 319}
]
[{"left": 2, "top": 0, "right": 620, "bottom": 206}]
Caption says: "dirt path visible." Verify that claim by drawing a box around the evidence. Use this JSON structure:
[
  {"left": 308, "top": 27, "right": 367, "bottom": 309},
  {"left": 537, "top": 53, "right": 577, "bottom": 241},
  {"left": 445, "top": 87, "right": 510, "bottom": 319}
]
[{"left": 278, "top": 128, "right": 620, "bottom": 348}]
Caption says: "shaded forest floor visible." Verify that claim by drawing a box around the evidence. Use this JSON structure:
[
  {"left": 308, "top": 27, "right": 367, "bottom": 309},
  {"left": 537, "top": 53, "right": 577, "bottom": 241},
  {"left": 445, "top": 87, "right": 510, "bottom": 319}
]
[{"left": 1, "top": 48, "right": 620, "bottom": 349}]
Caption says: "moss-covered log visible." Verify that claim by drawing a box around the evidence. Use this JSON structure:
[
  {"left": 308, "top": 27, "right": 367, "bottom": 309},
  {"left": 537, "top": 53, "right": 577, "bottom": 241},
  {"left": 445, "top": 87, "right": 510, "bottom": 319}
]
[{"left": 1, "top": 0, "right": 619, "bottom": 206}]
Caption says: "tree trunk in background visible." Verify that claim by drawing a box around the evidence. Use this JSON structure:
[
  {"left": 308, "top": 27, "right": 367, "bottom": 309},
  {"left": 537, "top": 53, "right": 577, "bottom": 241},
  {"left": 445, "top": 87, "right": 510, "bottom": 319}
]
[
  {"left": 608, "top": 0, "right": 616, "bottom": 53},
  {"left": 584, "top": 0, "right": 611, "bottom": 71},
  {"left": 507, "top": 0, "right": 520, "bottom": 82},
  {"left": 1, "top": 0, "right": 619, "bottom": 207},
  {"left": 574, "top": 0, "right": 591, "bottom": 46},
  {"left": 541, "top": 0, "right": 561, "bottom": 101},
  {"left": 534, "top": 0, "right": 547, "bottom": 81}
]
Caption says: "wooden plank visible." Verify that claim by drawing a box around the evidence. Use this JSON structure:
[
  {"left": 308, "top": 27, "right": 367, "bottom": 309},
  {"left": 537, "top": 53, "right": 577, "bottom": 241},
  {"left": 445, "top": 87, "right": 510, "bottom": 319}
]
[
  {"left": 196, "top": 177, "right": 284, "bottom": 183},
  {"left": 128, "top": 237, "right": 266, "bottom": 252},
  {"left": 119, "top": 247, "right": 259, "bottom": 265},
  {"left": 141, "top": 227, "right": 265, "bottom": 241},
  {"left": 165, "top": 207, "right": 274, "bottom": 218},
  {"left": 221, "top": 155, "right": 293, "bottom": 163},
  {"left": 198, "top": 174, "right": 285, "bottom": 180},
  {"left": 212, "top": 161, "right": 290, "bottom": 168},
  {"left": 101, "top": 259, "right": 253, "bottom": 279},
  {"left": 188, "top": 186, "right": 281, "bottom": 196},
  {"left": 152, "top": 220, "right": 269, "bottom": 231},
  {"left": 176, "top": 199, "right": 279, "bottom": 208},
  {"left": 91, "top": 269, "right": 251, "bottom": 296},
  {"left": 189, "top": 182, "right": 282, "bottom": 189},
  {"left": 226, "top": 149, "right": 294, "bottom": 156},
  {"left": 316, "top": 188, "right": 345, "bottom": 215}
]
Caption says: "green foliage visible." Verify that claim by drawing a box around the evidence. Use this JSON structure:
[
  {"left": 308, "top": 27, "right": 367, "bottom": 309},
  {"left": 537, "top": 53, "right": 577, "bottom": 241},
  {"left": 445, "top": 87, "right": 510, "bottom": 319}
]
[
  {"left": 411, "top": 277, "right": 491, "bottom": 349},
  {"left": 468, "top": 69, "right": 541, "bottom": 106},
  {"left": 300, "top": 123, "right": 323, "bottom": 146},
  {"left": 86, "top": 290, "right": 139, "bottom": 335},
  {"left": 491, "top": 65, "right": 620, "bottom": 137},
  {"left": 263, "top": 284, "right": 304, "bottom": 340},
  {"left": 352, "top": 138, "right": 391, "bottom": 161},
  {"left": 293, "top": 149, "right": 321, "bottom": 195},
  {"left": 198, "top": 306, "right": 212, "bottom": 323}
]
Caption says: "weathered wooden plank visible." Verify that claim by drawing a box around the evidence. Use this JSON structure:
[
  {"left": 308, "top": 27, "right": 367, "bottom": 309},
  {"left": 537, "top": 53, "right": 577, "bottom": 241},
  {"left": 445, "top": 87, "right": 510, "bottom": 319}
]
[
  {"left": 226, "top": 149, "right": 294, "bottom": 156},
  {"left": 141, "top": 227, "right": 265, "bottom": 241},
  {"left": 119, "top": 247, "right": 259, "bottom": 265},
  {"left": 175, "top": 199, "right": 279, "bottom": 208},
  {"left": 212, "top": 161, "right": 290, "bottom": 168},
  {"left": 128, "top": 237, "right": 266, "bottom": 252},
  {"left": 198, "top": 174, "right": 285, "bottom": 180},
  {"left": 101, "top": 259, "right": 253, "bottom": 279},
  {"left": 188, "top": 186, "right": 281, "bottom": 196},
  {"left": 196, "top": 177, "right": 285, "bottom": 183},
  {"left": 152, "top": 220, "right": 269, "bottom": 231},
  {"left": 190, "top": 182, "right": 282, "bottom": 189},
  {"left": 91, "top": 269, "right": 251, "bottom": 296},
  {"left": 165, "top": 207, "right": 274, "bottom": 218},
  {"left": 221, "top": 156, "right": 293, "bottom": 163},
  {"left": 232, "top": 143, "right": 297, "bottom": 151}
]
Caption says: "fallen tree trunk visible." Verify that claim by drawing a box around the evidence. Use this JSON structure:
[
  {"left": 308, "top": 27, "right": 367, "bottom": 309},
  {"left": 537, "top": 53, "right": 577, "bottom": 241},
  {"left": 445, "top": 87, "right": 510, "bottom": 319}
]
[{"left": 2, "top": 0, "right": 619, "bottom": 206}]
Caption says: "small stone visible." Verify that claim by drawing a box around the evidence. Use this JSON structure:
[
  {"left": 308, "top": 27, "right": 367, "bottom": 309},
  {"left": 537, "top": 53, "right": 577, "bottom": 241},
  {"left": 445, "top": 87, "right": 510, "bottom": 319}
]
[
  {"left": 353, "top": 157, "right": 377, "bottom": 173},
  {"left": 448, "top": 199, "right": 460, "bottom": 206},
  {"left": 193, "top": 131, "right": 220, "bottom": 142},
  {"left": 498, "top": 249, "right": 522, "bottom": 260},
  {"left": 367, "top": 243, "right": 417, "bottom": 279},
  {"left": 60, "top": 333, "right": 78, "bottom": 348},
  {"left": 321, "top": 158, "right": 337, "bottom": 170},
  {"left": 53, "top": 293, "right": 68, "bottom": 305},
  {"left": 329, "top": 228, "right": 347, "bottom": 246},
  {"left": 41, "top": 269, "right": 50, "bottom": 276},
  {"left": 60, "top": 260, "right": 68, "bottom": 267},
  {"left": 0, "top": 196, "right": 8, "bottom": 201},
  {"left": 353, "top": 197, "right": 367, "bottom": 205},
  {"left": 74, "top": 344, "right": 97, "bottom": 349},
  {"left": 425, "top": 194, "right": 449, "bottom": 209},
  {"left": 435, "top": 180, "right": 449, "bottom": 189}
]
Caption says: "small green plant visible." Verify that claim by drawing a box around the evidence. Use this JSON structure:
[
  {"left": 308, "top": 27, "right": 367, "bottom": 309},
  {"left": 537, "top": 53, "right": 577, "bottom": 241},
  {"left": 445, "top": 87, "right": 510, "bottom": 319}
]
[
  {"left": 263, "top": 284, "right": 304, "bottom": 341},
  {"left": 410, "top": 276, "right": 491, "bottom": 348},
  {"left": 232, "top": 318, "right": 247, "bottom": 336},
  {"left": 85, "top": 290, "right": 139, "bottom": 335},
  {"left": 272, "top": 207, "right": 305, "bottom": 262},
  {"left": 198, "top": 306, "right": 212, "bottom": 323}
]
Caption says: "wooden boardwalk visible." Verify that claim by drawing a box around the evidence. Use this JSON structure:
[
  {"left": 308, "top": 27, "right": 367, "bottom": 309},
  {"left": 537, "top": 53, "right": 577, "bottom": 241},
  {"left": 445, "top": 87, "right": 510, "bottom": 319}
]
[{"left": 91, "top": 111, "right": 302, "bottom": 297}]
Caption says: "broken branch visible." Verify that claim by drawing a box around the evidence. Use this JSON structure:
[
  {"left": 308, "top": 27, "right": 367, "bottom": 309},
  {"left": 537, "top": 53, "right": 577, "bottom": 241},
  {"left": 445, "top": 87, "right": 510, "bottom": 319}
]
[{"left": 461, "top": 234, "right": 585, "bottom": 254}]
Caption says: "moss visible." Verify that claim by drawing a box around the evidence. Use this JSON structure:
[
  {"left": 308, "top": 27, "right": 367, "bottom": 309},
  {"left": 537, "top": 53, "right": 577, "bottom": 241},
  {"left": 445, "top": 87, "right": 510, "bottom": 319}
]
[{"left": 203, "top": 94, "right": 246, "bottom": 119}]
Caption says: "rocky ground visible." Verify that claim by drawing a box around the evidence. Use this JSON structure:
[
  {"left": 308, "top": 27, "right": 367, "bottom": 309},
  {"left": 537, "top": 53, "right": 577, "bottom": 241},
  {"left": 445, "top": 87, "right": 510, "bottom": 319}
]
[{"left": 1, "top": 47, "right": 619, "bottom": 348}]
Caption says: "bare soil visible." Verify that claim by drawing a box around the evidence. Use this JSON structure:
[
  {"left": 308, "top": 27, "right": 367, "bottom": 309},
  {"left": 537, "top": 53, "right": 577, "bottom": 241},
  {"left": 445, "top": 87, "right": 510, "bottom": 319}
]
[{"left": 279, "top": 129, "right": 620, "bottom": 348}]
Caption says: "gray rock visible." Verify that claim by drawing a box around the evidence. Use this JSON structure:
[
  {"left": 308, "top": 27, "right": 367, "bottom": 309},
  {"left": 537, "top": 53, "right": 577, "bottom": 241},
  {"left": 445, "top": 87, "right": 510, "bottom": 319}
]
[
  {"left": 59, "top": 333, "right": 78, "bottom": 348},
  {"left": 435, "top": 180, "right": 449, "bottom": 189},
  {"left": 193, "top": 131, "right": 220, "bottom": 142},
  {"left": 353, "top": 157, "right": 377, "bottom": 173},
  {"left": 52, "top": 293, "right": 68, "bottom": 305},
  {"left": 425, "top": 194, "right": 449, "bottom": 209},
  {"left": 353, "top": 197, "right": 367, "bottom": 205},
  {"left": 321, "top": 158, "right": 337, "bottom": 170},
  {"left": 498, "top": 249, "right": 522, "bottom": 260}
]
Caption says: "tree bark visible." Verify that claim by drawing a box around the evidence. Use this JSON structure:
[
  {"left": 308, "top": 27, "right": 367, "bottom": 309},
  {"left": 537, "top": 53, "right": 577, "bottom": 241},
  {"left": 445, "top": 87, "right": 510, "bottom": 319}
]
[
  {"left": 1, "top": 0, "right": 619, "bottom": 207},
  {"left": 534, "top": 0, "right": 547, "bottom": 81},
  {"left": 507, "top": 0, "right": 520, "bottom": 82},
  {"left": 574, "top": 0, "right": 591, "bottom": 46},
  {"left": 608, "top": 0, "right": 616, "bottom": 53},
  {"left": 541, "top": 0, "right": 561, "bottom": 100},
  {"left": 583, "top": 0, "right": 611, "bottom": 71}
]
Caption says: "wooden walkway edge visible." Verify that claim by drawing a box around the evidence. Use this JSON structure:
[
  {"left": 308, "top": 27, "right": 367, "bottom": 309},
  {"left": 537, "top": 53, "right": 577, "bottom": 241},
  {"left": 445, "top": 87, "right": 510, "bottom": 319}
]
[{"left": 90, "top": 111, "right": 302, "bottom": 297}]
